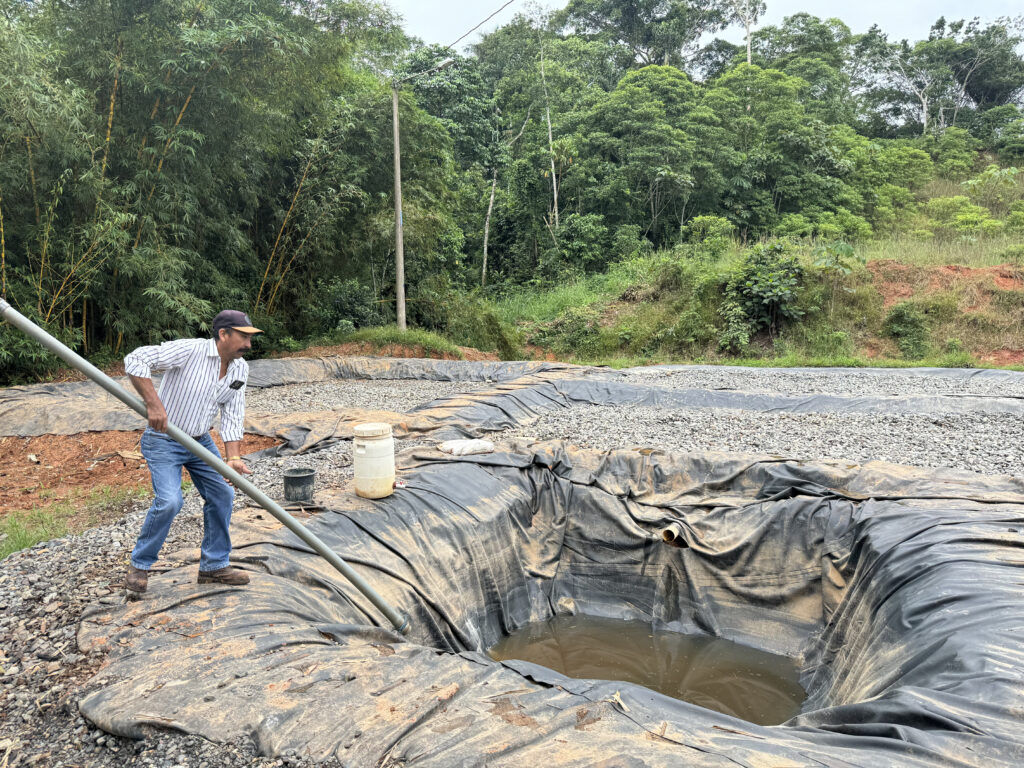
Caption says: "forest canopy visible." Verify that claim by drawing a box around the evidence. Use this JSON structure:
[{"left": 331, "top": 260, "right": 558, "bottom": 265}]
[{"left": 1, "top": 0, "right": 1023, "bottom": 379}]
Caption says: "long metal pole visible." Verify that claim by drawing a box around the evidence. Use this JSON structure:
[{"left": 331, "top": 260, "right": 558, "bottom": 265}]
[
  {"left": 392, "top": 84, "right": 407, "bottom": 332},
  {"left": 0, "top": 298, "right": 410, "bottom": 634}
]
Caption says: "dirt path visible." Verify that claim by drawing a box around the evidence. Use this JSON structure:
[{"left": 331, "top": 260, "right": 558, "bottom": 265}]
[{"left": 0, "top": 432, "right": 279, "bottom": 517}]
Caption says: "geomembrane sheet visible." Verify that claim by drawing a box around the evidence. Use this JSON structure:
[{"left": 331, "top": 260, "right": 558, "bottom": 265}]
[{"left": 77, "top": 442, "right": 1024, "bottom": 766}]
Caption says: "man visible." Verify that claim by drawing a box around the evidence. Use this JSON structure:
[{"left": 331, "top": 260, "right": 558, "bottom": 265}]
[{"left": 122, "top": 310, "right": 262, "bottom": 593}]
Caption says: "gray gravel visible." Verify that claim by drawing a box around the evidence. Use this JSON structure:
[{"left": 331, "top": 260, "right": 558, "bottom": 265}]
[
  {"left": 0, "top": 377, "right": 477, "bottom": 768},
  {"left": 624, "top": 366, "right": 1024, "bottom": 398},
  {"left": 500, "top": 405, "right": 1023, "bottom": 476},
  {"left": 0, "top": 497, "right": 341, "bottom": 767},
  {"left": 246, "top": 378, "right": 491, "bottom": 414},
  {"left": 3, "top": 366, "right": 1022, "bottom": 766}
]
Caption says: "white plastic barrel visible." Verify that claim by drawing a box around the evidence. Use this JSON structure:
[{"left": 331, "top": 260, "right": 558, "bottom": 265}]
[{"left": 353, "top": 422, "right": 395, "bottom": 499}]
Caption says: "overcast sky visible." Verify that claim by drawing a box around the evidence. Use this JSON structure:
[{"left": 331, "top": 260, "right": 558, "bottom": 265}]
[{"left": 384, "top": 1, "right": 1023, "bottom": 51}]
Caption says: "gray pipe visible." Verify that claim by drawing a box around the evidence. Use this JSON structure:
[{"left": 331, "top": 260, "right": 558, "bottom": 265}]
[{"left": 0, "top": 298, "right": 410, "bottom": 634}]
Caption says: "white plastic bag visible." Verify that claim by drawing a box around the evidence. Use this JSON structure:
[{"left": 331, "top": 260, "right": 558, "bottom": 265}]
[{"left": 438, "top": 439, "right": 496, "bottom": 456}]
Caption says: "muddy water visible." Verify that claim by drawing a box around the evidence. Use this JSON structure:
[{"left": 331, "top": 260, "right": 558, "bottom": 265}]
[{"left": 489, "top": 614, "right": 806, "bottom": 725}]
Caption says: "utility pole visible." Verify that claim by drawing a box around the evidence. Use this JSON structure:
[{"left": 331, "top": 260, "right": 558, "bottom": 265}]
[
  {"left": 391, "top": 58, "right": 455, "bottom": 331},
  {"left": 392, "top": 84, "right": 406, "bottom": 330}
]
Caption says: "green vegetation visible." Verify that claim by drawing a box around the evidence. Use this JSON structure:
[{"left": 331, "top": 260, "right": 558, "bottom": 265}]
[
  {"left": 337, "top": 327, "right": 465, "bottom": 359},
  {"left": 489, "top": 229, "right": 1024, "bottom": 368},
  {"left": 1, "top": 485, "right": 149, "bottom": 560},
  {"left": 1, "top": 3, "right": 1024, "bottom": 381}
]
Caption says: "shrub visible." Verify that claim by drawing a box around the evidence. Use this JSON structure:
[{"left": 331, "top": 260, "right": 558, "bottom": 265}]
[
  {"left": 939, "top": 339, "right": 975, "bottom": 368},
  {"left": 814, "top": 209, "right": 873, "bottom": 241},
  {"left": 481, "top": 310, "right": 522, "bottom": 360},
  {"left": 305, "top": 278, "right": 383, "bottom": 333},
  {"left": 532, "top": 305, "right": 603, "bottom": 357},
  {"left": 922, "top": 196, "right": 1002, "bottom": 239},
  {"left": 919, "top": 127, "right": 980, "bottom": 180},
  {"left": 808, "top": 329, "right": 854, "bottom": 358},
  {"left": 883, "top": 302, "right": 930, "bottom": 360},
  {"left": 999, "top": 244, "right": 1024, "bottom": 265},
  {"left": 684, "top": 215, "right": 734, "bottom": 257},
  {"left": 438, "top": 290, "right": 523, "bottom": 360},
  {"left": 539, "top": 213, "right": 609, "bottom": 282},
  {"left": 719, "top": 242, "right": 805, "bottom": 351},
  {"left": 775, "top": 213, "right": 813, "bottom": 238},
  {"left": 961, "top": 165, "right": 1022, "bottom": 217},
  {"left": 612, "top": 224, "right": 649, "bottom": 260},
  {"left": 812, "top": 240, "right": 865, "bottom": 318},
  {"left": 0, "top": 308, "right": 82, "bottom": 384}
]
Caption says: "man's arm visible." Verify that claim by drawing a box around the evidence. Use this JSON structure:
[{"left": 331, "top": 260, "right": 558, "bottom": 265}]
[
  {"left": 123, "top": 339, "right": 192, "bottom": 433},
  {"left": 128, "top": 375, "right": 169, "bottom": 432},
  {"left": 220, "top": 374, "right": 251, "bottom": 480}
]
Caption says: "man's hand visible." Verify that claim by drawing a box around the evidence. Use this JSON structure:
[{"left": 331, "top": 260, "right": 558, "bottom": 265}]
[
  {"left": 146, "top": 401, "right": 169, "bottom": 432},
  {"left": 225, "top": 458, "right": 252, "bottom": 486},
  {"left": 129, "top": 375, "right": 168, "bottom": 432}
]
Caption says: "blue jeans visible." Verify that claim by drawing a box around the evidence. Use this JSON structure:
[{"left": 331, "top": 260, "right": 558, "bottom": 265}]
[{"left": 130, "top": 429, "right": 235, "bottom": 572}]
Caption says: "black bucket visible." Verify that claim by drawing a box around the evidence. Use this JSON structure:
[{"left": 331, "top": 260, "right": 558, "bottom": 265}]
[{"left": 283, "top": 467, "right": 315, "bottom": 503}]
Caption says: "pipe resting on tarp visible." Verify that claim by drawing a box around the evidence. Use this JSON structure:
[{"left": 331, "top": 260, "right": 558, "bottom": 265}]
[{"left": 0, "top": 298, "right": 410, "bottom": 634}]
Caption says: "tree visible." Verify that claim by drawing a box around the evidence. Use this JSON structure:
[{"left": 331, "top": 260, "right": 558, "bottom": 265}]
[
  {"left": 854, "top": 17, "right": 1024, "bottom": 138},
  {"left": 729, "top": 1, "right": 766, "bottom": 65},
  {"left": 572, "top": 66, "right": 697, "bottom": 247},
  {"left": 555, "top": 0, "right": 734, "bottom": 68},
  {"left": 751, "top": 14, "right": 854, "bottom": 123}
]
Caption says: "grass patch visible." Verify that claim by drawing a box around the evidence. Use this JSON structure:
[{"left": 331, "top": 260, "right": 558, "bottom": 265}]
[
  {"left": 496, "top": 254, "right": 665, "bottom": 325},
  {"left": 584, "top": 352, "right": 1022, "bottom": 371},
  {"left": 860, "top": 234, "right": 1024, "bottom": 267},
  {"left": 1, "top": 484, "right": 149, "bottom": 561},
  {"left": 340, "top": 327, "right": 464, "bottom": 358}
]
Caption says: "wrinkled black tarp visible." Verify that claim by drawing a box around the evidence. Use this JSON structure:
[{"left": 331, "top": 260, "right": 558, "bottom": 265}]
[
  {"left": 0, "top": 358, "right": 593, "bottom": 437},
  {"left": 78, "top": 443, "right": 1024, "bottom": 766},
  {"left": 5, "top": 356, "right": 1024, "bottom": 438}
]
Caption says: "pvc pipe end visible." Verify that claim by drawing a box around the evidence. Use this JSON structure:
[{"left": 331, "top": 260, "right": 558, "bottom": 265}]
[{"left": 397, "top": 614, "right": 411, "bottom": 635}]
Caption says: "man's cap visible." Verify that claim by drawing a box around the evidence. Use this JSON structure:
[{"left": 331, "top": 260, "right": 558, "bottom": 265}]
[{"left": 212, "top": 310, "right": 262, "bottom": 335}]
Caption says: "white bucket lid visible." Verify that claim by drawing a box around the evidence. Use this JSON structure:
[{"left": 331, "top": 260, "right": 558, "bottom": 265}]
[{"left": 354, "top": 422, "right": 393, "bottom": 438}]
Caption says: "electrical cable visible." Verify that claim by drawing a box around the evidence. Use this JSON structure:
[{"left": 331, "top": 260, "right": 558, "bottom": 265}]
[{"left": 445, "top": 0, "right": 519, "bottom": 50}]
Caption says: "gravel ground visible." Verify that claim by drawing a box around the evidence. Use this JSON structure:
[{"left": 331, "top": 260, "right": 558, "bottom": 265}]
[
  {"left": 624, "top": 366, "right": 1024, "bottom": 398},
  {"left": 245, "top": 378, "right": 492, "bottom": 414},
  {"left": 0, "top": 377, "right": 466, "bottom": 768},
  {"left": 2, "top": 367, "right": 1021, "bottom": 766},
  {"left": 0, "top": 495, "right": 345, "bottom": 768},
  {"left": 501, "top": 405, "right": 1023, "bottom": 476}
]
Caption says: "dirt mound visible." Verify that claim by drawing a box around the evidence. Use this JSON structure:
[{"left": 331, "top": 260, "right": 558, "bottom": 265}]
[
  {"left": 271, "top": 341, "right": 499, "bottom": 362},
  {"left": 979, "top": 348, "right": 1024, "bottom": 365},
  {"left": 0, "top": 431, "right": 279, "bottom": 516},
  {"left": 868, "top": 260, "right": 1024, "bottom": 309}
]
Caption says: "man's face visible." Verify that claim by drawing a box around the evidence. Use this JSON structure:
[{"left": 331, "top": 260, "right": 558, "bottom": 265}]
[{"left": 219, "top": 328, "right": 253, "bottom": 358}]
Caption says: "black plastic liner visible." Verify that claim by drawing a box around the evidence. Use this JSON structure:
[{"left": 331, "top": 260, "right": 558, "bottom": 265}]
[
  {"left": 245, "top": 357, "right": 584, "bottom": 387},
  {"left": 0, "top": 358, "right": 600, "bottom": 437},
  {"left": 6, "top": 356, "right": 1023, "bottom": 439},
  {"left": 78, "top": 443, "right": 1024, "bottom": 766}
]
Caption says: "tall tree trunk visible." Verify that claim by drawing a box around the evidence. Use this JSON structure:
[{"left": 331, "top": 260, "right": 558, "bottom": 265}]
[
  {"left": 0, "top": 182, "right": 6, "bottom": 299},
  {"left": 25, "top": 137, "right": 39, "bottom": 224},
  {"left": 482, "top": 168, "right": 497, "bottom": 287},
  {"left": 99, "top": 43, "right": 122, "bottom": 184},
  {"left": 539, "top": 47, "right": 559, "bottom": 229}
]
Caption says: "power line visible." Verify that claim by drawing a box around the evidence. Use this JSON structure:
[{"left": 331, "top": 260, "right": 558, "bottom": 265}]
[{"left": 445, "top": 0, "right": 519, "bottom": 51}]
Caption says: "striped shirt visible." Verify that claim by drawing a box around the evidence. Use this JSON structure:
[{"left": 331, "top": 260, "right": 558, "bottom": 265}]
[{"left": 124, "top": 338, "right": 248, "bottom": 441}]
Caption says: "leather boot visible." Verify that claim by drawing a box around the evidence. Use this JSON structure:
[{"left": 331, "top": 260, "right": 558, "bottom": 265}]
[
  {"left": 197, "top": 566, "right": 250, "bottom": 585},
  {"left": 126, "top": 565, "right": 149, "bottom": 593}
]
